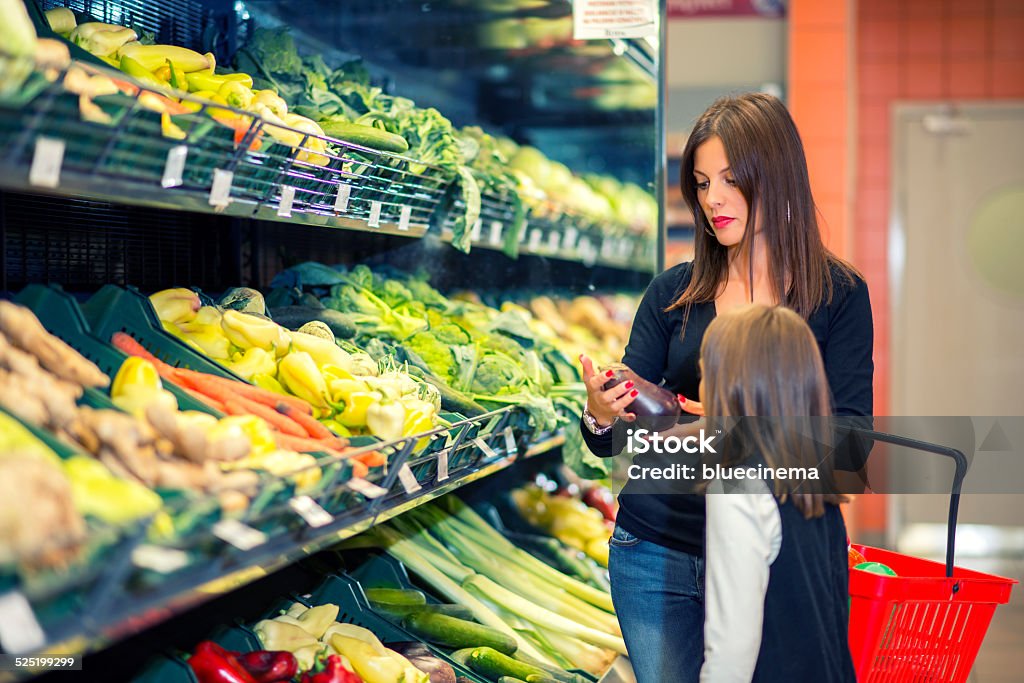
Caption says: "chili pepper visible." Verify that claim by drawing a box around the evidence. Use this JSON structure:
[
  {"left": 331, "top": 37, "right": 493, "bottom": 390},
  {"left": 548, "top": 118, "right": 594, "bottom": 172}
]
[
  {"left": 225, "top": 347, "right": 278, "bottom": 381},
  {"left": 299, "top": 653, "right": 362, "bottom": 683},
  {"left": 188, "top": 641, "right": 257, "bottom": 683},
  {"left": 221, "top": 309, "right": 289, "bottom": 353},
  {"left": 332, "top": 390, "right": 382, "bottom": 429},
  {"left": 279, "top": 351, "right": 331, "bottom": 409},
  {"left": 111, "top": 356, "right": 163, "bottom": 399},
  {"left": 289, "top": 331, "right": 352, "bottom": 371},
  {"left": 235, "top": 650, "right": 298, "bottom": 683}
]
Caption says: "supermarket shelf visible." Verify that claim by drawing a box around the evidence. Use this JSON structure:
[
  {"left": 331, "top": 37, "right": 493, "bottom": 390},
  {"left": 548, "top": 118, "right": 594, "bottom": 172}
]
[{"left": 524, "top": 432, "right": 566, "bottom": 458}]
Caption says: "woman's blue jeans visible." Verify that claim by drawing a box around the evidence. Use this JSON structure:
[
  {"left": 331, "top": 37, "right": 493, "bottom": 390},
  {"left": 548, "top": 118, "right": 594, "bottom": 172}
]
[{"left": 608, "top": 524, "right": 705, "bottom": 683}]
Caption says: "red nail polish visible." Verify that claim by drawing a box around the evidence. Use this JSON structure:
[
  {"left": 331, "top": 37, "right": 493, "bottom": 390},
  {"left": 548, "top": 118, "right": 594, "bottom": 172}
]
[
  {"left": 630, "top": 389, "right": 639, "bottom": 398},
  {"left": 625, "top": 381, "right": 634, "bottom": 389},
  {"left": 605, "top": 370, "right": 614, "bottom": 378},
  {"left": 677, "top": 394, "right": 686, "bottom": 404}
]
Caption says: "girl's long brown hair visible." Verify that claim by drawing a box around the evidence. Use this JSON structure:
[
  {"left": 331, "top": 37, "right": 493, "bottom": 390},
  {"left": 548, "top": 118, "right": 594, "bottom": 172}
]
[
  {"left": 701, "top": 304, "right": 846, "bottom": 518},
  {"left": 670, "top": 93, "right": 859, "bottom": 323}
]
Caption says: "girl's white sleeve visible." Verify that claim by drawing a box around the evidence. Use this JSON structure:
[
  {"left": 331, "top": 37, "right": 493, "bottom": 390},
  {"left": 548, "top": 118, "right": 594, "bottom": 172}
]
[{"left": 699, "top": 482, "right": 782, "bottom": 683}]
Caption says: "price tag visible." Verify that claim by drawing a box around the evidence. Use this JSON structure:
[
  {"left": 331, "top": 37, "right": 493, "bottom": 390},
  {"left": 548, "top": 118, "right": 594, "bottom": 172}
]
[
  {"left": 29, "top": 137, "right": 65, "bottom": 189},
  {"left": 397, "top": 463, "right": 422, "bottom": 494},
  {"left": 208, "top": 168, "right": 233, "bottom": 208},
  {"left": 289, "top": 495, "right": 333, "bottom": 528},
  {"left": 276, "top": 186, "right": 296, "bottom": 218},
  {"left": 347, "top": 476, "right": 388, "bottom": 499},
  {"left": 528, "top": 228, "right": 543, "bottom": 252},
  {"left": 504, "top": 426, "right": 518, "bottom": 456},
  {"left": 398, "top": 204, "right": 412, "bottom": 231},
  {"left": 471, "top": 218, "right": 483, "bottom": 242},
  {"left": 436, "top": 448, "right": 450, "bottom": 482},
  {"left": 519, "top": 223, "right": 529, "bottom": 243},
  {"left": 132, "top": 544, "right": 190, "bottom": 573},
  {"left": 547, "top": 231, "right": 561, "bottom": 252},
  {"left": 489, "top": 221, "right": 503, "bottom": 246},
  {"left": 473, "top": 436, "right": 498, "bottom": 461},
  {"left": 0, "top": 592, "right": 45, "bottom": 654},
  {"left": 161, "top": 144, "right": 188, "bottom": 188},
  {"left": 563, "top": 227, "right": 579, "bottom": 250},
  {"left": 368, "top": 200, "right": 382, "bottom": 228},
  {"left": 213, "top": 519, "right": 267, "bottom": 551},
  {"left": 334, "top": 183, "right": 352, "bottom": 213}
]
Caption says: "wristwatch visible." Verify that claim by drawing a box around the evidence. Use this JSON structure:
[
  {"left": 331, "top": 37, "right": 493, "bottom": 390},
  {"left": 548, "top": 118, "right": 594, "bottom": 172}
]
[{"left": 582, "top": 405, "right": 616, "bottom": 435}]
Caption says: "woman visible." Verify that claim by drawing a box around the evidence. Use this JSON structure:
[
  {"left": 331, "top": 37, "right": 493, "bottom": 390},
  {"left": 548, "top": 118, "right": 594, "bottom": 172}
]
[
  {"left": 579, "top": 92, "right": 872, "bottom": 682},
  {"left": 698, "top": 304, "right": 856, "bottom": 682}
]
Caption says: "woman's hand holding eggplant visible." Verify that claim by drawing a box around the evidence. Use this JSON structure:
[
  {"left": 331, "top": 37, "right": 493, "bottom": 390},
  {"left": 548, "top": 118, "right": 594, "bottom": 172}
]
[{"left": 579, "top": 354, "right": 637, "bottom": 426}]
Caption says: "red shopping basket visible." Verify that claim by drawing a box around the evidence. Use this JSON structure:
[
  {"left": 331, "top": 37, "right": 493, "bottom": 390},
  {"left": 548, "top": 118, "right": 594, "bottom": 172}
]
[{"left": 846, "top": 429, "right": 1017, "bottom": 683}]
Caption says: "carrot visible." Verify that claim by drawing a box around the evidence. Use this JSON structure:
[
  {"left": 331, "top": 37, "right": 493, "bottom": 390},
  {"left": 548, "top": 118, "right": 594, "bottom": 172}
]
[
  {"left": 276, "top": 402, "right": 338, "bottom": 442},
  {"left": 350, "top": 460, "right": 369, "bottom": 479},
  {"left": 180, "top": 386, "right": 226, "bottom": 412},
  {"left": 174, "top": 367, "right": 312, "bottom": 414},
  {"left": 111, "top": 332, "right": 164, "bottom": 366},
  {"left": 224, "top": 396, "right": 306, "bottom": 438},
  {"left": 273, "top": 433, "right": 350, "bottom": 457},
  {"left": 353, "top": 450, "right": 387, "bottom": 468}
]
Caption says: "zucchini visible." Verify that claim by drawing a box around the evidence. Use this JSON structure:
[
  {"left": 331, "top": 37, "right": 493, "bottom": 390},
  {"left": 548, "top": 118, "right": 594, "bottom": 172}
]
[
  {"left": 364, "top": 587, "right": 427, "bottom": 606},
  {"left": 403, "top": 612, "right": 518, "bottom": 655},
  {"left": 319, "top": 119, "right": 410, "bottom": 153},
  {"left": 467, "top": 648, "right": 551, "bottom": 681}
]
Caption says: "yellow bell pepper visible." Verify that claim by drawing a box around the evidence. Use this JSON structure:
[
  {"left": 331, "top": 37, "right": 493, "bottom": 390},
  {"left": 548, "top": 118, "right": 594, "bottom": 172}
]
[
  {"left": 111, "top": 356, "right": 162, "bottom": 398},
  {"left": 333, "top": 390, "right": 382, "bottom": 429},
  {"left": 63, "top": 455, "right": 162, "bottom": 525},
  {"left": 321, "top": 363, "right": 356, "bottom": 383},
  {"left": 329, "top": 377, "right": 371, "bottom": 402},
  {"left": 402, "top": 398, "right": 438, "bottom": 450},
  {"left": 278, "top": 351, "right": 330, "bottom": 408},
  {"left": 224, "top": 347, "right": 278, "bottom": 381},
  {"left": 221, "top": 309, "right": 288, "bottom": 354},
  {"left": 149, "top": 287, "right": 201, "bottom": 324}
]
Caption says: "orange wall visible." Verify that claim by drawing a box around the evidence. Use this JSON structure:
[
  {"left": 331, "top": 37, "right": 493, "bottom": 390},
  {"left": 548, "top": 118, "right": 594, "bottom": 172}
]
[{"left": 789, "top": 0, "right": 1024, "bottom": 539}]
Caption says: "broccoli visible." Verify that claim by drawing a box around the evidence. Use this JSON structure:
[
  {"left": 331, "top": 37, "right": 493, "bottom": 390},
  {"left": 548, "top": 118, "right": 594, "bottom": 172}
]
[
  {"left": 470, "top": 352, "right": 526, "bottom": 395},
  {"left": 405, "top": 332, "right": 457, "bottom": 384}
]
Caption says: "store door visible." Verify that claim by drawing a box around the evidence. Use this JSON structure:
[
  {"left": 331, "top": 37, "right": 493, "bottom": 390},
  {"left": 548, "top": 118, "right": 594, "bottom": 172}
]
[{"left": 890, "top": 103, "right": 1024, "bottom": 553}]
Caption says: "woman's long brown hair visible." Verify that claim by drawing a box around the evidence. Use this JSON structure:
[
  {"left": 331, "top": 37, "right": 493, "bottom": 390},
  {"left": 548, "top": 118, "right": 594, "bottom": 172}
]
[
  {"left": 701, "top": 304, "right": 846, "bottom": 518},
  {"left": 669, "top": 93, "right": 859, "bottom": 324}
]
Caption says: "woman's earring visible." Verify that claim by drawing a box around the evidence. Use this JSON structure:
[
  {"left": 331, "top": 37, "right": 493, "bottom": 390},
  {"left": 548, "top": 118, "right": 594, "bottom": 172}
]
[{"left": 786, "top": 201, "right": 791, "bottom": 224}]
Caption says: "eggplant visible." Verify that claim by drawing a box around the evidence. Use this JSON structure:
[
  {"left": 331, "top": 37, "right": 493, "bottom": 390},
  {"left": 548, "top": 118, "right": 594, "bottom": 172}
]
[
  {"left": 269, "top": 305, "right": 357, "bottom": 339},
  {"left": 387, "top": 641, "right": 457, "bottom": 683},
  {"left": 601, "top": 363, "right": 680, "bottom": 431}
]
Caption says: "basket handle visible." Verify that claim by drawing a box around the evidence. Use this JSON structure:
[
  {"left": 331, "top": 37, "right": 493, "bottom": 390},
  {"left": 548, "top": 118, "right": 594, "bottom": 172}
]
[{"left": 848, "top": 427, "right": 968, "bottom": 579}]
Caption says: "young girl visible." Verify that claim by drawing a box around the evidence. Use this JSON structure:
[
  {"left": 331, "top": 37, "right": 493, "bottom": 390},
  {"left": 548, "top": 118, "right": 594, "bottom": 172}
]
[{"left": 698, "top": 303, "right": 855, "bottom": 682}]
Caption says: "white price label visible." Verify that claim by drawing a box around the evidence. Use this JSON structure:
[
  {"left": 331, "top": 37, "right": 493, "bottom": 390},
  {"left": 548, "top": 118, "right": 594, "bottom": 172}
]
[
  {"left": 368, "top": 200, "right": 382, "bottom": 228},
  {"left": 547, "top": 231, "right": 561, "bottom": 252},
  {"left": 132, "top": 544, "right": 190, "bottom": 574},
  {"left": 0, "top": 591, "right": 45, "bottom": 654},
  {"left": 289, "top": 495, "right": 333, "bottom": 528},
  {"left": 519, "top": 222, "right": 529, "bottom": 243},
  {"left": 208, "top": 169, "right": 233, "bottom": 208},
  {"left": 213, "top": 519, "right": 267, "bottom": 551},
  {"left": 398, "top": 204, "right": 412, "bottom": 231},
  {"left": 563, "top": 227, "right": 579, "bottom": 250},
  {"left": 29, "top": 136, "right": 65, "bottom": 189},
  {"left": 437, "top": 448, "right": 449, "bottom": 482},
  {"left": 473, "top": 436, "right": 498, "bottom": 461},
  {"left": 398, "top": 463, "right": 422, "bottom": 494},
  {"left": 471, "top": 218, "right": 483, "bottom": 242},
  {"left": 161, "top": 145, "right": 188, "bottom": 188},
  {"left": 334, "top": 183, "right": 352, "bottom": 213},
  {"left": 504, "top": 426, "right": 518, "bottom": 456},
  {"left": 277, "top": 186, "right": 296, "bottom": 218},
  {"left": 489, "top": 221, "right": 503, "bottom": 246},
  {"left": 347, "top": 476, "right": 388, "bottom": 499},
  {"left": 528, "top": 228, "right": 543, "bottom": 251}
]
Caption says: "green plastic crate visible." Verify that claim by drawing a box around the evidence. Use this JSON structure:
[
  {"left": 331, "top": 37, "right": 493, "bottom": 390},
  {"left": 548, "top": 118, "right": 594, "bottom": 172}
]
[{"left": 14, "top": 284, "right": 218, "bottom": 415}]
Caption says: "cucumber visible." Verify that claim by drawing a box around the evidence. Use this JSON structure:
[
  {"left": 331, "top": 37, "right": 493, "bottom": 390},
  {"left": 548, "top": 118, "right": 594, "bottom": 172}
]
[
  {"left": 511, "top": 652, "right": 582, "bottom": 683},
  {"left": 450, "top": 648, "right": 475, "bottom": 666},
  {"left": 319, "top": 119, "right": 410, "bottom": 153},
  {"left": 372, "top": 601, "right": 475, "bottom": 621},
  {"left": 403, "top": 612, "right": 518, "bottom": 655},
  {"left": 364, "top": 587, "right": 427, "bottom": 606},
  {"left": 467, "top": 648, "right": 551, "bottom": 681}
]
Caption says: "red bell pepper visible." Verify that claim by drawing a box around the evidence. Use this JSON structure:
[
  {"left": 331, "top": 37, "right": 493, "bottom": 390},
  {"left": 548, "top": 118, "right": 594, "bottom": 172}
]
[
  {"left": 299, "top": 654, "right": 361, "bottom": 683},
  {"left": 582, "top": 486, "right": 617, "bottom": 522},
  {"left": 236, "top": 650, "right": 299, "bottom": 683},
  {"left": 188, "top": 641, "right": 257, "bottom": 683}
]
